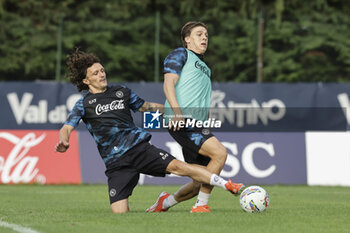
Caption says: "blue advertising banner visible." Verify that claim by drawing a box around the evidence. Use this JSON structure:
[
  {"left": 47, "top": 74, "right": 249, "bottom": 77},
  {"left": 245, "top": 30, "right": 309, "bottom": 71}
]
[
  {"left": 1, "top": 82, "right": 349, "bottom": 185},
  {"left": 209, "top": 83, "right": 348, "bottom": 131},
  {"left": 1, "top": 82, "right": 350, "bottom": 130},
  {"left": 141, "top": 132, "right": 306, "bottom": 185},
  {"left": 75, "top": 131, "right": 307, "bottom": 185},
  {"left": 0, "top": 82, "right": 82, "bottom": 129},
  {"left": 78, "top": 130, "right": 106, "bottom": 184}
]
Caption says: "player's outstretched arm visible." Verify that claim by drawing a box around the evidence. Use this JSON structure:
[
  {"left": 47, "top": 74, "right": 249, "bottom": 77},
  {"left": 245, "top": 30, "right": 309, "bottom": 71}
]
[
  {"left": 55, "top": 124, "right": 74, "bottom": 153},
  {"left": 138, "top": 101, "right": 164, "bottom": 113}
]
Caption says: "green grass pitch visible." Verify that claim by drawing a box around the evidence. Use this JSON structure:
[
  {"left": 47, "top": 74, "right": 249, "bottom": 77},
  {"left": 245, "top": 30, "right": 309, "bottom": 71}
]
[{"left": 0, "top": 185, "right": 350, "bottom": 233}]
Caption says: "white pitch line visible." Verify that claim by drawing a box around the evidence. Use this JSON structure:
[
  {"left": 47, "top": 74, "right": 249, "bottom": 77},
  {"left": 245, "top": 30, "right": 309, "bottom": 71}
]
[{"left": 0, "top": 220, "right": 40, "bottom": 233}]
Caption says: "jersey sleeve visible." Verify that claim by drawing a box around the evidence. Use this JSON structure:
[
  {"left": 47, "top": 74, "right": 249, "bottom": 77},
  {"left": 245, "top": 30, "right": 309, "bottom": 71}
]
[
  {"left": 164, "top": 47, "right": 187, "bottom": 76},
  {"left": 129, "top": 89, "right": 145, "bottom": 112},
  {"left": 65, "top": 97, "right": 85, "bottom": 128}
]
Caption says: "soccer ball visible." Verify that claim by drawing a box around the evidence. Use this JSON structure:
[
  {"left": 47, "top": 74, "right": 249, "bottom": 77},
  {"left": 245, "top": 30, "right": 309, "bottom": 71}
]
[{"left": 239, "top": 186, "right": 269, "bottom": 213}]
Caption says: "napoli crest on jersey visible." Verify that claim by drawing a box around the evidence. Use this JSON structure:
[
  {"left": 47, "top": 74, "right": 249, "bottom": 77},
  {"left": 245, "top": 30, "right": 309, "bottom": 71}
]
[{"left": 116, "top": 91, "right": 124, "bottom": 98}]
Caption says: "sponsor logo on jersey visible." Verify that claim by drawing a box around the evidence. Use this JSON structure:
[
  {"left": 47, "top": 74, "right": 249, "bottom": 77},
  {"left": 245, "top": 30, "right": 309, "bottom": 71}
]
[
  {"left": 195, "top": 61, "right": 210, "bottom": 78},
  {"left": 159, "top": 152, "right": 169, "bottom": 160},
  {"left": 95, "top": 100, "right": 125, "bottom": 115},
  {"left": 89, "top": 99, "right": 96, "bottom": 104}
]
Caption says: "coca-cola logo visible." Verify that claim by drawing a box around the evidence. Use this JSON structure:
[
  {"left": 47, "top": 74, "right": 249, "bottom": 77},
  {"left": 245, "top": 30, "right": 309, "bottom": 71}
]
[
  {"left": 0, "top": 132, "right": 45, "bottom": 184},
  {"left": 95, "top": 100, "right": 125, "bottom": 115}
]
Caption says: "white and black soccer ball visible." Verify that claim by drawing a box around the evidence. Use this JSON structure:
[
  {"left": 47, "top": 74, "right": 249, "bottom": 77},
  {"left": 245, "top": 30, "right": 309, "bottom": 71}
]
[{"left": 239, "top": 186, "right": 269, "bottom": 213}]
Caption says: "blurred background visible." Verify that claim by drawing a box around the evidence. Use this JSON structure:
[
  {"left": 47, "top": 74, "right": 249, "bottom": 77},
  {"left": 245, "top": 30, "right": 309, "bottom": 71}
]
[
  {"left": 1, "top": 0, "right": 349, "bottom": 83},
  {"left": 1, "top": 0, "right": 350, "bottom": 186}
]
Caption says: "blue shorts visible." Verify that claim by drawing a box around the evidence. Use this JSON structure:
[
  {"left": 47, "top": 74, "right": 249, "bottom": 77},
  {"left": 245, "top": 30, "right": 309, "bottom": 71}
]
[{"left": 168, "top": 120, "right": 214, "bottom": 166}]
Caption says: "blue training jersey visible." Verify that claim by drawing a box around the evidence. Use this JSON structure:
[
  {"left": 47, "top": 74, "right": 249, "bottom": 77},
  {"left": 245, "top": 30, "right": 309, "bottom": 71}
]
[{"left": 65, "top": 85, "right": 151, "bottom": 169}]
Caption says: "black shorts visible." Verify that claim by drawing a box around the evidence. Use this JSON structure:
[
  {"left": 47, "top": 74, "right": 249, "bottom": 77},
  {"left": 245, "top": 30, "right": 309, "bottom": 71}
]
[
  {"left": 168, "top": 122, "right": 214, "bottom": 166},
  {"left": 105, "top": 141, "right": 175, "bottom": 204}
]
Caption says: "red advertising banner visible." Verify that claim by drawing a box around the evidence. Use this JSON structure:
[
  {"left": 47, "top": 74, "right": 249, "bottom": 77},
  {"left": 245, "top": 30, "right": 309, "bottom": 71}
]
[{"left": 0, "top": 130, "right": 81, "bottom": 184}]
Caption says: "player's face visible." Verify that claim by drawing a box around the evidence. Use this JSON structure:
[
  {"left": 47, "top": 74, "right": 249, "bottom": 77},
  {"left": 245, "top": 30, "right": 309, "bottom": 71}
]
[
  {"left": 84, "top": 63, "right": 107, "bottom": 93},
  {"left": 185, "top": 26, "right": 208, "bottom": 54}
]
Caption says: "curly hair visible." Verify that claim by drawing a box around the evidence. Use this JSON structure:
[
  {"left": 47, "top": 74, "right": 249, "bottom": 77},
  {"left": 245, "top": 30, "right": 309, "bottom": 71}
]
[
  {"left": 66, "top": 48, "right": 100, "bottom": 92},
  {"left": 181, "top": 21, "right": 208, "bottom": 48}
]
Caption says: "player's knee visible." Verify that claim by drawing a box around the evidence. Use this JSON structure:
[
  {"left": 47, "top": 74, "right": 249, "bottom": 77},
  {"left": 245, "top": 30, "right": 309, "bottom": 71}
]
[
  {"left": 167, "top": 159, "right": 189, "bottom": 176},
  {"left": 110, "top": 200, "right": 129, "bottom": 213}
]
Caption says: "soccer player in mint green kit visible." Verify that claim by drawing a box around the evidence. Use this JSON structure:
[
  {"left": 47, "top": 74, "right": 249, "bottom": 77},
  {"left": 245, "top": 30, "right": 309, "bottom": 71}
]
[{"left": 146, "top": 21, "right": 244, "bottom": 213}]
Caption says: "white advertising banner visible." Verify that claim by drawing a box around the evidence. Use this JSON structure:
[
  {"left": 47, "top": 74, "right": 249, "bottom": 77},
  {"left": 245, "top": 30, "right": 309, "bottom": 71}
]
[{"left": 306, "top": 132, "right": 350, "bottom": 186}]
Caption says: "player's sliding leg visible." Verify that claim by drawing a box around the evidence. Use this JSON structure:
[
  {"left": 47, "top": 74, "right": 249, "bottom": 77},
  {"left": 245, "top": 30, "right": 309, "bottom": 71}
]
[
  {"left": 171, "top": 180, "right": 201, "bottom": 202},
  {"left": 146, "top": 181, "right": 201, "bottom": 212},
  {"left": 160, "top": 164, "right": 207, "bottom": 209},
  {"left": 146, "top": 159, "right": 244, "bottom": 213},
  {"left": 145, "top": 192, "right": 170, "bottom": 213},
  {"left": 158, "top": 167, "right": 201, "bottom": 211}
]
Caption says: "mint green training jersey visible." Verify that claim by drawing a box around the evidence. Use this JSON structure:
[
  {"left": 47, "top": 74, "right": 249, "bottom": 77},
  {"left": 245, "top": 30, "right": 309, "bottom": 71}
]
[{"left": 164, "top": 48, "right": 211, "bottom": 122}]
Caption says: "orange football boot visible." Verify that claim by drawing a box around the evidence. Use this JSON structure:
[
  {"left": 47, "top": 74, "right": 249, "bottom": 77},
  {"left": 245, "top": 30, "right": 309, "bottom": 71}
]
[
  {"left": 190, "top": 205, "right": 211, "bottom": 213},
  {"left": 225, "top": 179, "right": 245, "bottom": 195},
  {"left": 146, "top": 192, "right": 170, "bottom": 213}
]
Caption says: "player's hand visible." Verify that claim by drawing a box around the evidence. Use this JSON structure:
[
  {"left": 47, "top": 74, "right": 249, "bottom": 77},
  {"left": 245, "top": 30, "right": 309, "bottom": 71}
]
[
  {"left": 55, "top": 141, "right": 70, "bottom": 153},
  {"left": 169, "top": 116, "right": 185, "bottom": 131}
]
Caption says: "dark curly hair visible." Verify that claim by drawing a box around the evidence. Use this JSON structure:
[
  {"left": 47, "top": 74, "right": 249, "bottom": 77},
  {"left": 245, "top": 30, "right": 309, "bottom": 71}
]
[{"left": 66, "top": 48, "right": 100, "bottom": 92}]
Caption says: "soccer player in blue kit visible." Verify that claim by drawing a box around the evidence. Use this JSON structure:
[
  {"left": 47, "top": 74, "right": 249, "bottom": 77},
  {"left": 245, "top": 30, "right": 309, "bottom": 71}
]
[
  {"left": 55, "top": 49, "right": 243, "bottom": 213},
  {"left": 146, "top": 22, "right": 244, "bottom": 213}
]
